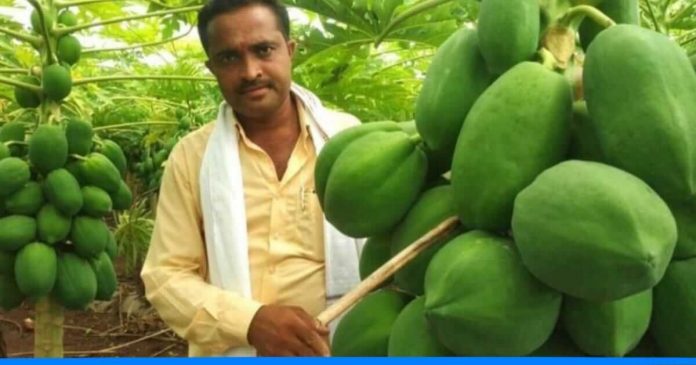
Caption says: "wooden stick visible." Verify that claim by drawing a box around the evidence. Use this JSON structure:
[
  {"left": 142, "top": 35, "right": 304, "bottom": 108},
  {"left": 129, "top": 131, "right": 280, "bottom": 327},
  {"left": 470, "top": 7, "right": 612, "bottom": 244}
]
[{"left": 317, "top": 216, "right": 460, "bottom": 325}]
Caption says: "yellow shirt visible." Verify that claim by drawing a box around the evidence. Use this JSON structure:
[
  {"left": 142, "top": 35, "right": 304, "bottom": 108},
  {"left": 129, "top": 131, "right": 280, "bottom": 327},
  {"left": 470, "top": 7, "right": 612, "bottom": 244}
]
[{"left": 141, "top": 100, "right": 359, "bottom": 357}]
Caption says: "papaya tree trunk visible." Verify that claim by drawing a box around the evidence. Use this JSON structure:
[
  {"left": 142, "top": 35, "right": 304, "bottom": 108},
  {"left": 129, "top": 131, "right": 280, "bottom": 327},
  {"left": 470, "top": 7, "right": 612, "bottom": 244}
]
[{"left": 34, "top": 297, "right": 64, "bottom": 358}]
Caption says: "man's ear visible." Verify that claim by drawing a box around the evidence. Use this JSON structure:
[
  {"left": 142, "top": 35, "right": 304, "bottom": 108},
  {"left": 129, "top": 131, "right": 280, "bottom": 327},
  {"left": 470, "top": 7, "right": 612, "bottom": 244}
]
[{"left": 287, "top": 39, "right": 296, "bottom": 58}]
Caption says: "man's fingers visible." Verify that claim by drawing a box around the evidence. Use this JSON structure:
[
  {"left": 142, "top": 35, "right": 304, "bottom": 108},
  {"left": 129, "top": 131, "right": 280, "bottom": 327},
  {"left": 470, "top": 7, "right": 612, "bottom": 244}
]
[{"left": 300, "top": 329, "right": 330, "bottom": 357}]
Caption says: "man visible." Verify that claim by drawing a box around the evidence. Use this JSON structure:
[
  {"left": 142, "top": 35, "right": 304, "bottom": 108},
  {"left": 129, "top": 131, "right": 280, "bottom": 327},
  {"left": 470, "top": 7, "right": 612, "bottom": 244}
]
[{"left": 141, "top": 0, "right": 363, "bottom": 357}]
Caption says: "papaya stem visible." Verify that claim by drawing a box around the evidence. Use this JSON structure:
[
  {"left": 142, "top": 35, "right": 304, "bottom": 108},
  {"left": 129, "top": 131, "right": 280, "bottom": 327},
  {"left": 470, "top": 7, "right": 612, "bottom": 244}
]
[
  {"left": 93, "top": 121, "right": 179, "bottom": 131},
  {"left": 0, "top": 76, "right": 43, "bottom": 93},
  {"left": 0, "top": 26, "right": 42, "bottom": 48},
  {"left": 0, "top": 68, "right": 28, "bottom": 74},
  {"left": 34, "top": 296, "right": 64, "bottom": 358},
  {"left": 73, "top": 75, "right": 215, "bottom": 86},
  {"left": 27, "top": 0, "right": 57, "bottom": 64},
  {"left": 55, "top": 0, "right": 123, "bottom": 8},
  {"left": 559, "top": 5, "right": 616, "bottom": 30},
  {"left": 538, "top": 48, "right": 560, "bottom": 71},
  {"left": 4, "top": 141, "right": 28, "bottom": 147},
  {"left": 70, "top": 154, "right": 88, "bottom": 161},
  {"left": 374, "top": 0, "right": 454, "bottom": 47},
  {"left": 82, "top": 26, "right": 193, "bottom": 55},
  {"left": 409, "top": 133, "right": 422, "bottom": 145},
  {"left": 53, "top": 5, "right": 203, "bottom": 37}
]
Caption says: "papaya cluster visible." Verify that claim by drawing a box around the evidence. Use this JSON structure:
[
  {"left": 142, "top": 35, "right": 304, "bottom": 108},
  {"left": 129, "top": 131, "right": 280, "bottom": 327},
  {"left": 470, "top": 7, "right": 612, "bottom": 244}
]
[
  {"left": 0, "top": 119, "right": 132, "bottom": 311},
  {"left": 321, "top": 0, "right": 696, "bottom": 357},
  {"left": 14, "top": 8, "right": 80, "bottom": 108}
]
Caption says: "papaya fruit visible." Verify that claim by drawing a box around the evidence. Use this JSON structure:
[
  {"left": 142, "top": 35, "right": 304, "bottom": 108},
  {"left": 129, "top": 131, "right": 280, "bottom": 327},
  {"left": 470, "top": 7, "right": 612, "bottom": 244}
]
[
  {"left": 651, "top": 257, "right": 696, "bottom": 356},
  {"left": 0, "top": 143, "right": 8, "bottom": 160},
  {"left": 691, "top": 54, "right": 696, "bottom": 71},
  {"left": 42, "top": 64, "right": 72, "bottom": 101},
  {"left": 315, "top": 121, "right": 401, "bottom": 208},
  {"left": 477, "top": 0, "right": 540, "bottom": 74},
  {"left": 100, "top": 139, "right": 128, "bottom": 178},
  {"left": 579, "top": 0, "right": 639, "bottom": 50},
  {"left": 81, "top": 186, "right": 112, "bottom": 217},
  {"left": 562, "top": 290, "right": 652, "bottom": 356},
  {"left": 0, "top": 157, "right": 30, "bottom": 198},
  {"left": 321, "top": 130, "right": 428, "bottom": 238},
  {"left": 584, "top": 25, "right": 696, "bottom": 203},
  {"left": 28, "top": 124, "right": 68, "bottom": 175},
  {"left": 65, "top": 119, "right": 93, "bottom": 156},
  {"left": 0, "top": 250, "right": 14, "bottom": 276},
  {"left": 388, "top": 296, "right": 452, "bottom": 356},
  {"left": 56, "top": 35, "right": 81, "bottom": 65},
  {"left": 0, "top": 215, "right": 36, "bottom": 251},
  {"left": 332, "top": 289, "right": 411, "bottom": 356},
  {"left": 568, "top": 101, "right": 603, "bottom": 161},
  {"left": 53, "top": 252, "right": 97, "bottom": 310},
  {"left": 414, "top": 28, "right": 492, "bottom": 175},
  {"left": 0, "top": 121, "right": 27, "bottom": 157},
  {"left": 70, "top": 216, "right": 109, "bottom": 258},
  {"left": 105, "top": 230, "right": 118, "bottom": 261},
  {"left": 14, "top": 75, "right": 41, "bottom": 108},
  {"left": 44, "top": 168, "right": 83, "bottom": 216},
  {"left": 451, "top": 62, "right": 571, "bottom": 231},
  {"left": 4, "top": 181, "right": 44, "bottom": 216},
  {"left": 359, "top": 233, "right": 392, "bottom": 281},
  {"left": 78, "top": 153, "right": 122, "bottom": 193},
  {"left": 37, "top": 204, "right": 72, "bottom": 244},
  {"left": 627, "top": 332, "right": 660, "bottom": 357},
  {"left": 669, "top": 201, "right": 696, "bottom": 259},
  {"left": 65, "top": 160, "right": 86, "bottom": 185},
  {"left": 0, "top": 275, "right": 24, "bottom": 310},
  {"left": 30, "top": 8, "right": 54, "bottom": 34},
  {"left": 110, "top": 180, "right": 132, "bottom": 210},
  {"left": 530, "top": 327, "right": 586, "bottom": 357},
  {"left": 424, "top": 231, "right": 561, "bottom": 356},
  {"left": 391, "top": 185, "right": 461, "bottom": 296},
  {"left": 90, "top": 252, "right": 117, "bottom": 301},
  {"left": 512, "top": 160, "right": 677, "bottom": 301},
  {"left": 57, "top": 9, "right": 77, "bottom": 27},
  {"left": 14, "top": 242, "right": 57, "bottom": 298}
]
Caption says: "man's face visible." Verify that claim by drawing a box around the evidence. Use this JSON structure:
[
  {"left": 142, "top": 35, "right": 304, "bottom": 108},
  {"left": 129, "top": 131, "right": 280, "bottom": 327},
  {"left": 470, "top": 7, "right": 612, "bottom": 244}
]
[{"left": 205, "top": 5, "right": 295, "bottom": 120}]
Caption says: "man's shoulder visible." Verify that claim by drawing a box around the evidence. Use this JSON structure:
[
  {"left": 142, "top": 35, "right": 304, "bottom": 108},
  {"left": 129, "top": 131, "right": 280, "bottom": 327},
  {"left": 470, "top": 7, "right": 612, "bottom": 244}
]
[{"left": 173, "top": 121, "right": 216, "bottom": 154}]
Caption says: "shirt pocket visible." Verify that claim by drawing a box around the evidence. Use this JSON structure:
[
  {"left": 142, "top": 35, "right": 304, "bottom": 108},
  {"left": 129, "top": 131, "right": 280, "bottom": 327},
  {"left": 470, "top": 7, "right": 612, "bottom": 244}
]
[{"left": 290, "top": 184, "right": 322, "bottom": 255}]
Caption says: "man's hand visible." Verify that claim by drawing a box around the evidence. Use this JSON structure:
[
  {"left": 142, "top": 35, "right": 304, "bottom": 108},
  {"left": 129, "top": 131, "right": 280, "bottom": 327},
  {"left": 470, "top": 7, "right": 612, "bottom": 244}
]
[{"left": 247, "top": 305, "right": 330, "bottom": 357}]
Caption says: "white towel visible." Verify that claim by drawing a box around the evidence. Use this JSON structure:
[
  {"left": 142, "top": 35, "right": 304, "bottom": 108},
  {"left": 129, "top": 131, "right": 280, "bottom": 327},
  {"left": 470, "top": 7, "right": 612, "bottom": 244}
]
[{"left": 199, "top": 84, "right": 362, "bottom": 357}]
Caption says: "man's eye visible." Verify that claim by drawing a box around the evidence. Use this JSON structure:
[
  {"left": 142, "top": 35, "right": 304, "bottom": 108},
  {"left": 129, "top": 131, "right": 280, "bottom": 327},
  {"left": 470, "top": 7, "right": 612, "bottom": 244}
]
[
  {"left": 218, "top": 53, "right": 238, "bottom": 63},
  {"left": 257, "top": 46, "right": 273, "bottom": 56}
]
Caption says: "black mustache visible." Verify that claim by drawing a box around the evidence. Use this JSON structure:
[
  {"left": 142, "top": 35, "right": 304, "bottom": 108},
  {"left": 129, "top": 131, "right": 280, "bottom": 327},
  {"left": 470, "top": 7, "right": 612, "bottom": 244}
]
[{"left": 239, "top": 81, "right": 272, "bottom": 93}]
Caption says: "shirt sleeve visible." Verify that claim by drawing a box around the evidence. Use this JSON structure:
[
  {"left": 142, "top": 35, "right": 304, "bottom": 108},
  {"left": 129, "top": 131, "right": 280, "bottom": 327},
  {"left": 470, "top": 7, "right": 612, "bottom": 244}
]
[{"left": 140, "top": 141, "right": 263, "bottom": 354}]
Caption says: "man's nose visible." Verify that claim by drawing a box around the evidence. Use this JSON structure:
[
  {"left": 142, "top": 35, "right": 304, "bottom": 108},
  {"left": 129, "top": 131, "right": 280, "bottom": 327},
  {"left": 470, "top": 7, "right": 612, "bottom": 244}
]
[{"left": 241, "top": 57, "right": 262, "bottom": 80}]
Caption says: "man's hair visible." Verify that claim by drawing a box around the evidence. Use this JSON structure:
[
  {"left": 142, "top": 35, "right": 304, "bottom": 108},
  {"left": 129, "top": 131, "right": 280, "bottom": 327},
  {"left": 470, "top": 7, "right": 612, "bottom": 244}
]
[{"left": 197, "top": 0, "right": 291, "bottom": 55}]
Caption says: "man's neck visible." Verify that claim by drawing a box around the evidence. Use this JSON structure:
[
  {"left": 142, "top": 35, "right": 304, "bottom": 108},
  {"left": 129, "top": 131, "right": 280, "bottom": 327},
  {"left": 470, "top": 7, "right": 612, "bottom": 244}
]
[{"left": 236, "top": 95, "right": 300, "bottom": 138}]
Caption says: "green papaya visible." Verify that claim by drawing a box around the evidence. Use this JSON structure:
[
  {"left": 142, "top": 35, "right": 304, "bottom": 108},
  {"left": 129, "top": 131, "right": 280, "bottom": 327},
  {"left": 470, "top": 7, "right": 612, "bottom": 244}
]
[
  {"left": 451, "top": 62, "right": 571, "bottom": 231},
  {"left": 477, "top": 0, "right": 540, "bottom": 74},
  {"left": 512, "top": 160, "right": 677, "bottom": 301},
  {"left": 44, "top": 168, "right": 83, "bottom": 216},
  {"left": 42, "top": 64, "right": 72, "bottom": 101},
  {"left": 65, "top": 160, "right": 86, "bottom": 185},
  {"left": 584, "top": 25, "right": 696, "bottom": 203},
  {"left": 424, "top": 231, "right": 561, "bottom": 356},
  {"left": 4, "top": 181, "right": 43, "bottom": 216},
  {"left": 57, "top": 9, "right": 77, "bottom": 27},
  {"left": 105, "top": 230, "right": 118, "bottom": 261},
  {"left": 30, "top": 8, "right": 54, "bottom": 34},
  {"left": 81, "top": 186, "right": 112, "bottom": 217},
  {"left": 315, "top": 121, "right": 402, "bottom": 208},
  {"left": 0, "top": 157, "right": 30, "bottom": 198},
  {"left": 668, "top": 201, "right": 696, "bottom": 259},
  {"left": 0, "top": 250, "right": 14, "bottom": 276},
  {"left": 0, "top": 121, "right": 26, "bottom": 157},
  {"left": 651, "top": 257, "right": 696, "bottom": 356},
  {"left": 0, "top": 143, "right": 8, "bottom": 160},
  {"left": 332, "top": 289, "right": 411, "bottom": 356},
  {"left": 56, "top": 35, "right": 81, "bottom": 65},
  {"left": 28, "top": 124, "right": 68, "bottom": 175},
  {"left": 37, "top": 204, "right": 72, "bottom": 244},
  {"left": 568, "top": 101, "right": 603, "bottom": 161},
  {"left": 14, "top": 242, "right": 57, "bottom": 298},
  {"left": 530, "top": 327, "right": 586, "bottom": 357},
  {"left": 14, "top": 75, "right": 41, "bottom": 108},
  {"left": 322, "top": 130, "right": 428, "bottom": 237},
  {"left": 414, "top": 28, "right": 492, "bottom": 174},
  {"left": 562, "top": 290, "right": 652, "bottom": 356},
  {"left": 70, "top": 216, "right": 109, "bottom": 258},
  {"left": 0, "top": 215, "right": 36, "bottom": 251},
  {"left": 388, "top": 296, "right": 452, "bottom": 356},
  {"left": 391, "top": 185, "right": 461, "bottom": 296},
  {"left": 0, "top": 275, "right": 24, "bottom": 310},
  {"left": 90, "top": 252, "right": 117, "bottom": 301},
  {"left": 359, "top": 233, "right": 392, "bottom": 281},
  {"left": 78, "top": 153, "right": 122, "bottom": 193},
  {"left": 99, "top": 140, "right": 128, "bottom": 178},
  {"left": 65, "top": 119, "right": 93, "bottom": 155},
  {"left": 579, "top": 0, "right": 639, "bottom": 50},
  {"left": 691, "top": 54, "right": 696, "bottom": 71},
  {"left": 53, "top": 252, "right": 97, "bottom": 310},
  {"left": 110, "top": 180, "right": 132, "bottom": 210},
  {"left": 627, "top": 332, "right": 659, "bottom": 357}
]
